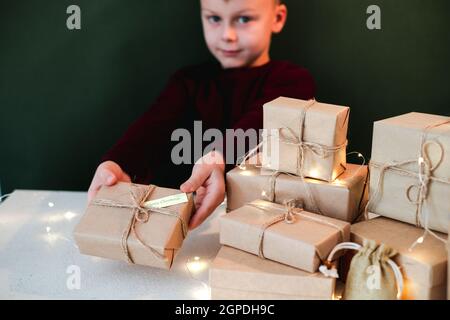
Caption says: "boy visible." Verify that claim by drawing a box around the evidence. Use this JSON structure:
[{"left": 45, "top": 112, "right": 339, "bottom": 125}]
[{"left": 87, "top": 0, "right": 315, "bottom": 229}]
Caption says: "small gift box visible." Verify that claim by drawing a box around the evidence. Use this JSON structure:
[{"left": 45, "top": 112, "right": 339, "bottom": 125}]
[
  {"left": 210, "top": 246, "right": 336, "bottom": 300},
  {"left": 220, "top": 199, "right": 350, "bottom": 273},
  {"left": 73, "top": 182, "right": 194, "bottom": 269},
  {"left": 261, "top": 97, "right": 349, "bottom": 182},
  {"left": 226, "top": 162, "right": 368, "bottom": 222},
  {"left": 351, "top": 216, "right": 448, "bottom": 300},
  {"left": 367, "top": 112, "right": 450, "bottom": 233}
]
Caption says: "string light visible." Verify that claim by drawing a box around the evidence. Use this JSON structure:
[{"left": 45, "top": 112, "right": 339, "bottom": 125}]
[
  {"left": 186, "top": 256, "right": 208, "bottom": 273},
  {"left": 261, "top": 190, "right": 267, "bottom": 197},
  {"left": 309, "top": 169, "right": 319, "bottom": 178},
  {"left": 184, "top": 255, "right": 214, "bottom": 300},
  {"left": 64, "top": 211, "right": 77, "bottom": 220},
  {"left": 408, "top": 236, "right": 425, "bottom": 252},
  {"left": 48, "top": 202, "right": 54, "bottom": 208}
]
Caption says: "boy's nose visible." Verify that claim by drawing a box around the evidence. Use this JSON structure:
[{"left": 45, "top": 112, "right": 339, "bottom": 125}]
[{"left": 221, "top": 24, "right": 237, "bottom": 42}]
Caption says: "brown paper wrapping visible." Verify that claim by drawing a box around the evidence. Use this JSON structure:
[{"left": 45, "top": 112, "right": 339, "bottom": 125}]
[
  {"left": 261, "top": 97, "right": 349, "bottom": 182},
  {"left": 226, "top": 163, "right": 368, "bottom": 222},
  {"left": 369, "top": 112, "right": 450, "bottom": 233},
  {"left": 351, "top": 216, "right": 447, "bottom": 299},
  {"left": 209, "top": 246, "right": 335, "bottom": 299},
  {"left": 73, "top": 182, "right": 194, "bottom": 269},
  {"left": 402, "top": 281, "right": 447, "bottom": 300},
  {"left": 220, "top": 199, "right": 350, "bottom": 272}
]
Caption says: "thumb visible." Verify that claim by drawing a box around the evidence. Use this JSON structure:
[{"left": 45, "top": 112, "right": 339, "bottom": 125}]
[
  {"left": 180, "top": 165, "right": 211, "bottom": 193},
  {"left": 99, "top": 168, "right": 117, "bottom": 185}
]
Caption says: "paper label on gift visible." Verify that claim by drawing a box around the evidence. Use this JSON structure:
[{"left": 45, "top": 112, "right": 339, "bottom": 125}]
[{"left": 143, "top": 193, "right": 188, "bottom": 209}]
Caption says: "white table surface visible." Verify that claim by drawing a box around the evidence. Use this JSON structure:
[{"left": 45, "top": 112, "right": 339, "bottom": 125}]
[{"left": 0, "top": 190, "right": 224, "bottom": 299}]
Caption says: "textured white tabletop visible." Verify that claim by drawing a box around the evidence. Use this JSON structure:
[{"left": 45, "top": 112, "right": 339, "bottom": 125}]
[{"left": 0, "top": 190, "right": 223, "bottom": 299}]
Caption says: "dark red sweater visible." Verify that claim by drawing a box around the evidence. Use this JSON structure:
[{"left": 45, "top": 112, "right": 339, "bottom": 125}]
[{"left": 101, "top": 60, "right": 315, "bottom": 188}]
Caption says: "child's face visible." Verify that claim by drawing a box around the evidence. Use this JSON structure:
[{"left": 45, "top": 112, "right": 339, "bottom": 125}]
[{"left": 201, "top": 0, "right": 286, "bottom": 69}]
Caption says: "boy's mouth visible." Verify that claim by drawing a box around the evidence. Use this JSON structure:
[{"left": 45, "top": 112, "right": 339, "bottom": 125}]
[{"left": 219, "top": 49, "right": 242, "bottom": 57}]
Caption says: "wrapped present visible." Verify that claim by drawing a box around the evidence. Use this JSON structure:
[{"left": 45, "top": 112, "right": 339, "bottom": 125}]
[
  {"left": 220, "top": 199, "right": 350, "bottom": 272},
  {"left": 73, "top": 182, "right": 194, "bottom": 269},
  {"left": 261, "top": 97, "right": 349, "bottom": 182},
  {"left": 226, "top": 162, "right": 368, "bottom": 222},
  {"left": 351, "top": 216, "right": 448, "bottom": 300},
  {"left": 209, "top": 246, "right": 336, "bottom": 300},
  {"left": 367, "top": 112, "right": 450, "bottom": 233}
]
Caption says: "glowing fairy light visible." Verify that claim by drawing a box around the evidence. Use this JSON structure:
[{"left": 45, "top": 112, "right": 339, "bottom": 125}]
[
  {"left": 64, "top": 211, "right": 77, "bottom": 220},
  {"left": 48, "top": 202, "right": 54, "bottom": 208},
  {"left": 186, "top": 256, "right": 207, "bottom": 274},
  {"left": 261, "top": 190, "right": 267, "bottom": 197},
  {"left": 408, "top": 236, "right": 425, "bottom": 252},
  {"left": 46, "top": 226, "right": 51, "bottom": 233},
  {"left": 309, "top": 168, "right": 319, "bottom": 178}
]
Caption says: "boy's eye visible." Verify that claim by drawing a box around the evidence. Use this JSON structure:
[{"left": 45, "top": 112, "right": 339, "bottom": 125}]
[
  {"left": 237, "top": 16, "right": 252, "bottom": 24},
  {"left": 207, "top": 15, "right": 221, "bottom": 24}
]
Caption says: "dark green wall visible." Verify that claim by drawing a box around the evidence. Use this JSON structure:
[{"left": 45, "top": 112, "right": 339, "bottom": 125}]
[{"left": 1, "top": 0, "right": 449, "bottom": 195}]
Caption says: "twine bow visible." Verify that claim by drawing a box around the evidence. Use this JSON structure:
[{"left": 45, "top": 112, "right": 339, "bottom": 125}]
[
  {"left": 365, "top": 119, "right": 450, "bottom": 247},
  {"left": 262, "top": 99, "right": 348, "bottom": 177},
  {"left": 246, "top": 200, "right": 346, "bottom": 262},
  {"left": 91, "top": 184, "right": 189, "bottom": 264}
]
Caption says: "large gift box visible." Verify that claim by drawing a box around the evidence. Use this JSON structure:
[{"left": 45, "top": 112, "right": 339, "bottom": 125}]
[
  {"left": 261, "top": 97, "right": 349, "bottom": 182},
  {"left": 220, "top": 199, "right": 350, "bottom": 273},
  {"left": 210, "top": 246, "right": 336, "bottom": 300},
  {"left": 73, "top": 182, "right": 194, "bottom": 269},
  {"left": 226, "top": 162, "right": 368, "bottom": 222},
  {"left": 368, "top": 112, "right": 450, "bottom": 233},
  {"left": 351, "top": 216, "right": 448, "bottom": 300}
]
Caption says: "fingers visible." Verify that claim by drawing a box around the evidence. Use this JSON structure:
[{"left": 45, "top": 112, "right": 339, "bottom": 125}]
[
  {"left": 180, "top": 164, "right": 212, "bottom": 193},
  {"left": 87, "top": 161, "right": 126, "bottom": 203},
  {"left": 188, "top": 169, "right": 225, "bottom": 230}
]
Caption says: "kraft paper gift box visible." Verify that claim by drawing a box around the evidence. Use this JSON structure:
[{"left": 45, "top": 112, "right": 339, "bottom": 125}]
[
  {"left": 226, "top": 162, "right": 368, "bottom": 223},
  {"left": 209, "top": 246, "right": 336, "bottom": 300},
  {"left": 261, "top": 96, "right": 349, "bottom": 182},
  {"left": 73, "top": 182, "right": 194, "bottom": 269},
  {"left": 367, "top": 112, "right": 450, "bottom": 234},
  {"left": 351, "top": 216, "right": 448, "bottom": 300},
  {"left": 220, "top": 199, "right": 350, "bottom": 273}
]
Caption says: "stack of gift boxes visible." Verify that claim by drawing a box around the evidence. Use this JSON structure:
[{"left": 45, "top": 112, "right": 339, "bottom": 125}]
[
  {"left": 210, "top": 97, "right": 369, "bottom": 299},
  {"left": 72, "top": 95, "right": 448, "bottom": 300},
  {"left": 210, "top": 97, "right": 449, "bottom": 300},
  {"left": 351, "top": 112, "right": 449, "bottom": 300}
]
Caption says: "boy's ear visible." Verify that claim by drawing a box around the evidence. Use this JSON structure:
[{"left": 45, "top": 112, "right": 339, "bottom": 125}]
[{"left": 272, "top": 4, "right": 287, "bottom": 34}]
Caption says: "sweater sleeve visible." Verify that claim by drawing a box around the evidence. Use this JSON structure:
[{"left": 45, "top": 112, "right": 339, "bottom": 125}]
[
  {"left": 222, "top": 62, "right": 316, "bottom": 171},
  {"left": 100, "top": 70, "right": 190, "bottom": 182}
]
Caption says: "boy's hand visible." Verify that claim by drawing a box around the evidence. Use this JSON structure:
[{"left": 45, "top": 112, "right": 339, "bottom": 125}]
[
  {"left": 87, "top": 160, "right": 131, "bottom": 203},
  {"left": 180, "top": 151, "right": 225, "bottom": 230}
]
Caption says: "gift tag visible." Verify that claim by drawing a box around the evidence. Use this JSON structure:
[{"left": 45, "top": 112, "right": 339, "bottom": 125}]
[{"left": 143, "top": 193, "right": 188, "bottom": 209}]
